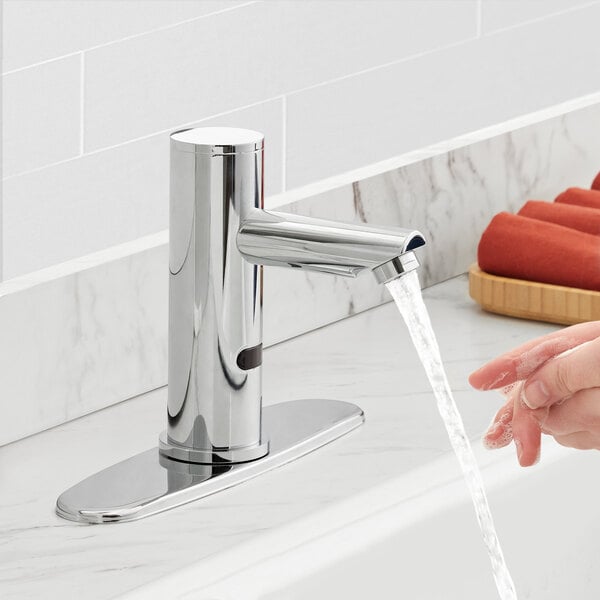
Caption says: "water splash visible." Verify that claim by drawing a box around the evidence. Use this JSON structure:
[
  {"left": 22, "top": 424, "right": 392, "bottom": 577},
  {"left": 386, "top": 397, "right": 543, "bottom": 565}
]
[{"left": 387, "top": 271, "right": 517, "bottom": 600}]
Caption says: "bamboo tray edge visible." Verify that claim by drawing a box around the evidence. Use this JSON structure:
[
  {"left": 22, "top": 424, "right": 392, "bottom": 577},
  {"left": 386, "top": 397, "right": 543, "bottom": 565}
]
[{"left": 468, "top": 264, "right": 600, "bottom": 325}]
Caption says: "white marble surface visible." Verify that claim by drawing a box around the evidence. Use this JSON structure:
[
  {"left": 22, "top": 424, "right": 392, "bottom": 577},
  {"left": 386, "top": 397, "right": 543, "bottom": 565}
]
[
  {"left": 124, "top": 440, "right": 596, "bottom": 600},
  {"left": 2, "top": 98, "right": 599, "bottom": 446},
  {"left": 0, "top": 233, "right": 168, "bottom": 446},
  {"left": 0, "top": 275, "right": 563, "bottom": 600}
]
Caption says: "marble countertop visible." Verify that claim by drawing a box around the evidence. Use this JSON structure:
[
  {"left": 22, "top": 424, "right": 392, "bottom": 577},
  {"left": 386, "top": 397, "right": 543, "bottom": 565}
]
[{"left": 0, "top": 275, "right": 560, "bottom": 599}]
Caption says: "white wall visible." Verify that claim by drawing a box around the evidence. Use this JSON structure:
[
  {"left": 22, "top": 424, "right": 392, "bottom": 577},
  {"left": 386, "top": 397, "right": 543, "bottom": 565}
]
[{"left": 2, "top": 0, "right": 599, "bottom": 279}]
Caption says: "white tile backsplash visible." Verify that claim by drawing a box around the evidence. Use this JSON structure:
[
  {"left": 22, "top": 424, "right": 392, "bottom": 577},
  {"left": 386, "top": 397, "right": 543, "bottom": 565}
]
[
  {"left": 2, "top": 135, "right": 167, "bottom": 278},
  {"left": 2, "top": 55, "right": 80, "bottom": 177},
  {"left": 2, "top": 0, "right": 599, "bottom": 280},
  {"left": 82, "top": 0, "right": 476, "bottom": 152},
  {"left": 2, "top": 98, "right": 283, "bottom": 278},
  {"left": 285, "top": 3, "right": 600, "bottom": 188},
  {"left": 1, "top": 0, "right": 248, "bottom": 72},
  {"left": 480, "top": 0, "right": 593, "bottom": 33}
]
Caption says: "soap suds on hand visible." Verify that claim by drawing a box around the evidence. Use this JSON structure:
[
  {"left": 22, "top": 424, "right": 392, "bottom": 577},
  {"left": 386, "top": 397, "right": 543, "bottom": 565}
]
[{"left": 515, "top": 337, "right": 576, "bottom": 380}]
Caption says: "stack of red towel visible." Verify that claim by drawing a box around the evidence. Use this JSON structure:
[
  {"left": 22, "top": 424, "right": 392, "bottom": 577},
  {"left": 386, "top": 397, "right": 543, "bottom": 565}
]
[{"left": 478, "top": 173, "right": 600, "bottom": 291}]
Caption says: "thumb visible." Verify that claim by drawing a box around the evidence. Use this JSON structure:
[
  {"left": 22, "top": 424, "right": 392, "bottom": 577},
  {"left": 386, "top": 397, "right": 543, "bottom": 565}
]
[{"left": 522, "top": 337, "right": 600, "bottom": 409}]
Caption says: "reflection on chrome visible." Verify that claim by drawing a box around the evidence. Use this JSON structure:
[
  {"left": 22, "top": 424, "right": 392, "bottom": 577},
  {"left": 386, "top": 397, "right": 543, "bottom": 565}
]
[{"left": 56, "top": 127, "right": 426, "bottom": 523}]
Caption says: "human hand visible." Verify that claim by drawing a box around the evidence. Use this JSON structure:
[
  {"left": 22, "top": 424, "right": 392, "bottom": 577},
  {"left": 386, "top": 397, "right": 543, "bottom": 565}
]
[{"left": 469, "top": 321, "right": 600, "bottom": 466}]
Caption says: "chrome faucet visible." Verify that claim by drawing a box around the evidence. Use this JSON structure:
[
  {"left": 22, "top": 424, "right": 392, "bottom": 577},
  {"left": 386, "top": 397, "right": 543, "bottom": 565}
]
[{"left": 56, "top": 128, "right": 425, "bottom": 523}]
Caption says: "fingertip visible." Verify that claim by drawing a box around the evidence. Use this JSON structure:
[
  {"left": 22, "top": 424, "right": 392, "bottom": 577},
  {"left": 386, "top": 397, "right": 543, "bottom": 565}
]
[
  {"left": 514, "top": 436, "right": 541, "bottom": 467},
  {"left": 469, "top": 363, "right": 515, "bottom": 391},
  {"left": 468, "top": 369, "right": 486, "bottom": 389},
  {"left": 485, "top": 437, "right": 514, "bottom": 450},
  {"left": 521, "top": 455, "right": 540, "bottom": 468},
  {"left": 467, "top": 373, "right": 481, "bottom": 390}
]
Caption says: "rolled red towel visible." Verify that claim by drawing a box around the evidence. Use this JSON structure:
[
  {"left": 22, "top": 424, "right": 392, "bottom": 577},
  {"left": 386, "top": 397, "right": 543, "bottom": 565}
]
[
  {"left": 592, "top": 172, "right": 600, "bottom": 191},
  {"left": 478, "top": 212, "right": 600, "bottom": 291},
  {"left": 555, "top": 187, "right": 600, "bottom": 210},
  {"left": 518, "top": 200, "right": 600, "bottom": 235}
]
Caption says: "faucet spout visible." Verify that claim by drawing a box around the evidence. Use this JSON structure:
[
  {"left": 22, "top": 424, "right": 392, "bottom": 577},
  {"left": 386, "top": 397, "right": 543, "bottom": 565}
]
[{"left": 238, "top": 210, "right": 426, "bottom": 283}]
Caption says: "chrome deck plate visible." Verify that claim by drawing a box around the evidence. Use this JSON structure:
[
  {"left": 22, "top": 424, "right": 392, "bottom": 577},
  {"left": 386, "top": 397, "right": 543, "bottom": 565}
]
[{"left": 56, "top": 399, "right": 364, "bottom": 524}]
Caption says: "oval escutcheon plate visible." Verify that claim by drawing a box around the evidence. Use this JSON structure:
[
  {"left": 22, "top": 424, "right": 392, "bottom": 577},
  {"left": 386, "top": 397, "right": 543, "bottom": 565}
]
[{"left": 56, "top": 399, "right": 364, "bottom": 524}]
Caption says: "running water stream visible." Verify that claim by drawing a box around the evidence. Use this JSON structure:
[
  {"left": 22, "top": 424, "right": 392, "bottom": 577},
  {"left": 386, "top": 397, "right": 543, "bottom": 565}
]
[{"left": 387, "top": 271, "right": 518, "bottom": 600}]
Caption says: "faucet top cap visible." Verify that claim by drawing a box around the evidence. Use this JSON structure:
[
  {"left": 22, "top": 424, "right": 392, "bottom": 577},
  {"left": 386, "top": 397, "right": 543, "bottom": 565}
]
[{"left": 171, "top": 127, "right": 264, "bottom": 155}]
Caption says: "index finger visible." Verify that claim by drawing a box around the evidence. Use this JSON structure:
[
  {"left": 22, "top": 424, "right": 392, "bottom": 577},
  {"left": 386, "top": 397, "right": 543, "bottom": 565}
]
[{"left": 469, "top": 321, "right": 600, "bottom": 391}]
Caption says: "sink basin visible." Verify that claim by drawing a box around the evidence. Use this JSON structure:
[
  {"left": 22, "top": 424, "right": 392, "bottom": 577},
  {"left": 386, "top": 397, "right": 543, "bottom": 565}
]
[{"left": 121, "top": 440, "right": 600, "bottom": 599}]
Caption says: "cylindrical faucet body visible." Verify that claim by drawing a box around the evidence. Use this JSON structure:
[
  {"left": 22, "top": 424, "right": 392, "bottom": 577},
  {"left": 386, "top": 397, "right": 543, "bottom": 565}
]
[
  {"left": 161, "top": 126, "right": 426, "bottom": 465},
  {"left": 161, "top": 128, "right": 269, "bottom": 464}
]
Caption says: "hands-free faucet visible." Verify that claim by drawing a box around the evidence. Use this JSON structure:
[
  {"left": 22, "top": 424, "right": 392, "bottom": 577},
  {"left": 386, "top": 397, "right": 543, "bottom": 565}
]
[
  {"left": 162, "top": 127, "right": 425, "bottom": 465},
  {"left": 56, "top": 128, "right": 426, "bottom": 523}
]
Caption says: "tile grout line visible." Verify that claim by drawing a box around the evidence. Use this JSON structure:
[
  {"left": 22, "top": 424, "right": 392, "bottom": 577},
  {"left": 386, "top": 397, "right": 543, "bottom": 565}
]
[
  {"left": 1, "top": 95, "right": 279, "bottom": 181},
  {"left": 479, "top": 0, "right": 600, "bottom": 38},
  {"left": 73, "top": 0, "right": 600, "bottom": 155},
  {"left": 276, "top": 0, "right": 600, "bottom": 101},
  {"left": 1, "top": 0, "right": 259, "bottom": 76},
  {"left": 2, "top": 154, "right": 90, "bottom": 182},
  {"left": 79, "top": 53, "right": 85, "bottom": 155},
  {"left": 0, "top": 79, "right": 2, "bottom": 282},
  {"left": 5, "top": 0, "right": 600, "bottom": 183},
  {"left": 0, "top": 0, "right": 3, "bottom": 282},
  {"left": 2, "top": 50, "right": 81, "bottom": 77},
  {"left": 2, "top": 34, "right": 481, "bottom": 182},
  {"left": 275, "top": 33, "right": 481, "bottom": 101},
  {"left": 4, "top": 0, "right": 595, "bottom": 78},
  {"left": 5, "top": 0, "right": 595, "bottom": 78},
  {"left": 281, "top": 95, "right": 287, "bottom": 192}
]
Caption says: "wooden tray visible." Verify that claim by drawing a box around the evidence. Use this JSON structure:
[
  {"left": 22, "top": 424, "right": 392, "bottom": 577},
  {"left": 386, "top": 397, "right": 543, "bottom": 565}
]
[{"left": 468, "top": 264, "right": 600, "bottom": 325}]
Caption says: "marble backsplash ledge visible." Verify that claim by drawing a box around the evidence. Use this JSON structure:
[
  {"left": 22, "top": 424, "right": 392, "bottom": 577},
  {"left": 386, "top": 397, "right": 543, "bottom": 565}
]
[
  {"left": 270, "top": 100, "right": 600, "bottom": 340},
  {"left": 1, "top": 98, "right": 599, "bottom": 446},
  {"left": 0, "top": 234, "right": 168, "bottom": 445}
]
